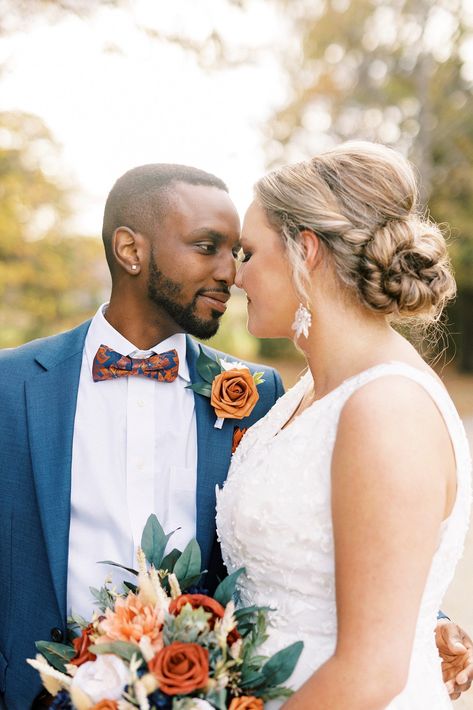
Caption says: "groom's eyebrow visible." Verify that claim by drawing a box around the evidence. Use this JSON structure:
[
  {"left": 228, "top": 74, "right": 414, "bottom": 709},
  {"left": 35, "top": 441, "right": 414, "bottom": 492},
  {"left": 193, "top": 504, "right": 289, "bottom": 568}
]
[{"left": 188, "top": 228, "right": 228, "bottom": 242}]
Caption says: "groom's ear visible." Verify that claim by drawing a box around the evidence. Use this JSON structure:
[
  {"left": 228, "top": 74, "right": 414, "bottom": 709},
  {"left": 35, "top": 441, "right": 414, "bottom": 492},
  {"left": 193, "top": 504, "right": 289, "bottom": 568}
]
[
  {"left": 299, "top": 229, "right": 321, "bottom": 271},
  {"left": 113, "top": 226, "right": 145, "bottom": 276}
]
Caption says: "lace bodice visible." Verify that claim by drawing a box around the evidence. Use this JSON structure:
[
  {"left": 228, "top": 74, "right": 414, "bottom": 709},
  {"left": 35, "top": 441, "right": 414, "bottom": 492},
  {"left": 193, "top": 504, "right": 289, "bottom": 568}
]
[{"left": 216, "top": 362, "right": 472, "bottom": 709}]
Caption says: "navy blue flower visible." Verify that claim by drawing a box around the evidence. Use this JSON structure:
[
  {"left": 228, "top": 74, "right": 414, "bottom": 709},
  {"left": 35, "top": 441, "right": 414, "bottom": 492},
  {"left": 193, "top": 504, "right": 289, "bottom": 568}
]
[
  {"left": 186, "top": 584, "right": 209, "bottom": 595},
  {"left": 148, "top": 689, "right": 173, "bottom": 709},
  {"left": 50, "top": 690, "right": 73, "bottom": 709}
]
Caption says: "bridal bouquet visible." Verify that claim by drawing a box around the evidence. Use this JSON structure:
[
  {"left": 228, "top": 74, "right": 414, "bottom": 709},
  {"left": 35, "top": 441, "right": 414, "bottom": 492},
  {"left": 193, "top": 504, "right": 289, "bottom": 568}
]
[{"left": 28, "top": 515, "right": 302, "bottom": 710}]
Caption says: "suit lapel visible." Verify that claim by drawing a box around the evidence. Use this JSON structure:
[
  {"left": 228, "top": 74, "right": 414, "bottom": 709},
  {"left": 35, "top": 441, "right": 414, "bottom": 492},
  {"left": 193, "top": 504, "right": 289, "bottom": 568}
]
[
  {"left": 26, "top": 321, "right": 90, "bottom": 617},
  {"left": 186, "top": 337, "right": 233, "bottom": 571}
]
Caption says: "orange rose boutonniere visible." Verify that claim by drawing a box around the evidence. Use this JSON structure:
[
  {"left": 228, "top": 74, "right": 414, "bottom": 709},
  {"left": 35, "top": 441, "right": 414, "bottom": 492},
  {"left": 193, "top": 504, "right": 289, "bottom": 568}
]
[{"left": 187, "top": 346, "right": 265, "bottom": 428}]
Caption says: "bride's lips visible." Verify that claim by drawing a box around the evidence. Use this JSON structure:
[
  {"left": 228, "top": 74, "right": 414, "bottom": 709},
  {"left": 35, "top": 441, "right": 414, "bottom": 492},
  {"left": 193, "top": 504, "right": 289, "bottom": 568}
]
[{"left": 198, "top": 292, "right": 230, "bottom": 314}]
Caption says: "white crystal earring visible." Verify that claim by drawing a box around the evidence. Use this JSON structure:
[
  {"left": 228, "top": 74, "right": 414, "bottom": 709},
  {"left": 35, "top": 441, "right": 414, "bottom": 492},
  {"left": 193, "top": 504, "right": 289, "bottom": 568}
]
[
  {"left": 292, "top": 303, "right": 312, "bottom": 339},
  {"left": 131, "top": 264, "right": 138, "bottom": 271}
]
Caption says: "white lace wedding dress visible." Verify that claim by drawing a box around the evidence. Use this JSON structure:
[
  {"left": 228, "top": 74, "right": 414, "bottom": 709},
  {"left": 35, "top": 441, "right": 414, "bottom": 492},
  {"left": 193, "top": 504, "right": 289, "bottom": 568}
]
[{"left": 216, "top": 363, "right": 472, "bottom": 709}]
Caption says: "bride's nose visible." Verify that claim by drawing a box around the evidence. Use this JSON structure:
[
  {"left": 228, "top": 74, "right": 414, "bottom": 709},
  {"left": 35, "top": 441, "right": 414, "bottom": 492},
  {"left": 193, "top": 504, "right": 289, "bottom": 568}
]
[{"left": 234, "top": 263, "right": 244, "bottom": 289}]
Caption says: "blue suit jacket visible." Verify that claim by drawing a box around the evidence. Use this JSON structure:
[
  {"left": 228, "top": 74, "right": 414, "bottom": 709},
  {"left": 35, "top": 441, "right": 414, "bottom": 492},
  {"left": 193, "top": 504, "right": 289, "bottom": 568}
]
[{"left": 0, "top": 320, "right": 284, "bottom": 709}]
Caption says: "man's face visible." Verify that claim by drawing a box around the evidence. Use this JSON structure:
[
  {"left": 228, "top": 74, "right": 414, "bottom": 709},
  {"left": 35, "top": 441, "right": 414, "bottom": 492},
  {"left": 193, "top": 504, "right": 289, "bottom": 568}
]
[{"left": 146, "top": 183, "right": 241, "bottom": 339}]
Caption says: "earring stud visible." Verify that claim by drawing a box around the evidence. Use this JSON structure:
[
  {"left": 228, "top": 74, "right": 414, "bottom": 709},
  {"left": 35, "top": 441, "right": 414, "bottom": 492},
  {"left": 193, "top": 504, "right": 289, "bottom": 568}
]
[{"left": 131, "top": 264, "right": 137, "bottom": 271}]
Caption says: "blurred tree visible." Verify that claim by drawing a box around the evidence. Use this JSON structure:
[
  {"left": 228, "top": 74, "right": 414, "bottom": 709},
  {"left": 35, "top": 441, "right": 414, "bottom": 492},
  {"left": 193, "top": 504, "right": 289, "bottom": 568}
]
[
  {"left": 264, "top": 0, "right": 473, "bottom": 368},
  {"left": 0, "top": 111, "right": 107, "bottom": 346},
  {"left": 0, "top": 0, "right": 252, "bottom": 70}
]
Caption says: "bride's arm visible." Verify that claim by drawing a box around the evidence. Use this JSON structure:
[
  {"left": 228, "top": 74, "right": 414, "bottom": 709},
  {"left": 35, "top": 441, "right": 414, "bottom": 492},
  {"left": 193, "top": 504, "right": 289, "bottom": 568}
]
[{"left": 284, "top": 375, "right": 454, "bottom": 710}]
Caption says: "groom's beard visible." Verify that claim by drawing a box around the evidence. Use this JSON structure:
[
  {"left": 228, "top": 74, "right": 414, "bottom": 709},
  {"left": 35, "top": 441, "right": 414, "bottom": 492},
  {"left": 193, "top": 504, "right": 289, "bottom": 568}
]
[{"left": 147, "top": 258, "right": 223, "bottom": 339}]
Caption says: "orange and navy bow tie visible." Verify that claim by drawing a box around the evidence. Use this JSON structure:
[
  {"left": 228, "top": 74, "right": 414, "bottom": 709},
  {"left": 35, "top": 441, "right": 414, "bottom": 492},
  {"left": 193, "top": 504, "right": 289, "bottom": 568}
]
[{"left": 92, "top": 344, "right": 179, "bottom": 382}]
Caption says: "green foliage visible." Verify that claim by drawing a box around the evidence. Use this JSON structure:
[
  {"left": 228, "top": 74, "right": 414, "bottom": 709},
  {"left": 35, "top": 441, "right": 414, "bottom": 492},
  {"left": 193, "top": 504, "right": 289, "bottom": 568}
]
[
  {"left": 89, "top": 583, "right": 116, "bottom": 612},
  {"left": 196, "top": 345, "right": 223, "bottom": 382},
  {"left": 265, "top": 0, "right": 473, "bottom": 292},
  {"left": 161, "top": 548, "right": 182, "bottom": 573},
  {"left": 163, "top": 605, "right": 213, "bottom": 645},
  {"left": 173, "top": 538, "right": 202, "bottom": 590},
  {"left": 0, "top": 110, "right": 107, "bottom": 347},
  {"left": 35, "top": 641, "right": 75, "bottom": 673},
  {"left": 214, "top": 567, "right": 245, "bottom": 606},
  {"left": 98, "top": 560, "right": 138, "bottom": 576},
  {"left": 89, "top": 641, "right": 145, "bottom": 664},
  {"left": 141, "top": 514, "right": 177, "bottom": 569}
]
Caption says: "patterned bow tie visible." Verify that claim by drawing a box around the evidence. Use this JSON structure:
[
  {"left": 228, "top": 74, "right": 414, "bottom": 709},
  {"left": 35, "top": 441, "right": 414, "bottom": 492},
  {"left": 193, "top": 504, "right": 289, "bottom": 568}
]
[{"left": 92, "top": 344, "right": 179, "bottom": 382}]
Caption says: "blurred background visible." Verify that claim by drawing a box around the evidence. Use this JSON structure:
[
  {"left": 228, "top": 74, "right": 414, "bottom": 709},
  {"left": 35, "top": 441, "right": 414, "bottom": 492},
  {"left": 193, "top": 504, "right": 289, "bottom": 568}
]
[{"left": 0, "top": 0, "right": 472, "bottom": 705}]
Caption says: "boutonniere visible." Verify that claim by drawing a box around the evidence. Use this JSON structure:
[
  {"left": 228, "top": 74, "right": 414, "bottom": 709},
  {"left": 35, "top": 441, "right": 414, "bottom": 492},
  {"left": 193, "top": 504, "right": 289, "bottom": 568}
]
[{"left": 187, "top": 346, "right": 265, "bottom": 429}]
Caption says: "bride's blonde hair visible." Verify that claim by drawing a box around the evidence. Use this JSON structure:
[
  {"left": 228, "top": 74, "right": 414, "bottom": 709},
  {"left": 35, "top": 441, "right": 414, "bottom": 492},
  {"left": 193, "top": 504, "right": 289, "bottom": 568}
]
[{"left": 254, "top": 141, "right": 456, "bottom": 322}]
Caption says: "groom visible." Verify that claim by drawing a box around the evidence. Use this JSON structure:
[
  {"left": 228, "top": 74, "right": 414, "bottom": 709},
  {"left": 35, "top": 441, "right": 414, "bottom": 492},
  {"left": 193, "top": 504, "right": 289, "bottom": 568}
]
[
  {"left": 0, "top": 164, "right": 284, "bottom": 709},
  {"left": 0, "top": 163, "right": 471, "bottom": 708}
]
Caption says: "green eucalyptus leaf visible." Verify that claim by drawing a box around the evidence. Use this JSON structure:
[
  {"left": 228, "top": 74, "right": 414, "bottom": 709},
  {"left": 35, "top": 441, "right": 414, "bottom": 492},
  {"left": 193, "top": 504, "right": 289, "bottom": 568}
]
[
  {"left": 161, "top": 548, "right": 182, "bottom": 573},
  {"left": 123, "top": 581, "right": 138, "bottom": 593},
  {"left": 173, "top": 538, "right": 202, "bottom": 587},
  {"left": 260, "top": 641, "right": 304, "bottom": 687},
  {"left": 239, "top": 670, "right": 266, "bottom": 689},
  {"left": 259, "top": 686, "right": 294, "bottom": 700},
  {"left": 35, "top": 641, "right": 75, "bottom": 673},
  {"left": 196, "top": 345, "right": 222, "bottom": 383},
  {"left": 141, "top": 514, "right": 177, "bottom": 568},
  {"left": 179, "top": 573, "right": 203, "bottom": 591},
  {"left": 186, "top": 382, "right": 212, "bottom": 398},
  {"left": 89, "top": 585, "right": 115, "bottom": 612},
  {"left": 97, "top": 560, "right": 138, "bottom": 576},
  {"left": 213, "top": 567, "right": 245, "bottom": 606},
  {"left": 89, "top": 641, "right": 145, "bottom": 663}
]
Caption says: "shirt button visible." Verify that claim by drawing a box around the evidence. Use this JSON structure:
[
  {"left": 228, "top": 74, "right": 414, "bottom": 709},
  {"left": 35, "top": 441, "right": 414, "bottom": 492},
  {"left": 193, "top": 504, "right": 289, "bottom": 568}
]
[
  {"left": 137, "top": 399, "right": 145, "bottom": 407},
  {"left": 50, "top": 627, "right": 64, "bottom": 642},
  {"left": 137, "top": 461, "right": 144, "bottom": 471}
]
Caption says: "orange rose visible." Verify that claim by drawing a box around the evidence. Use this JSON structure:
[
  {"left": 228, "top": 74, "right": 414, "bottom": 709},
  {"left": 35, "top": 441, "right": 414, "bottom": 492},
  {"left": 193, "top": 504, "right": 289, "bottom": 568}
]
[
  {"left": 148, "top": 642, "right": 209, "bottom": 695},
  {"left": 211, "top": 369, "right": 259, "bottom": 419},
  {"left": 169, "top": 594, "right": 240, "bottom": 644},
  {"left": 169, "top": 593, "right": 225, "bottom": 623},
  {"left": 90, "top": 702, "right": 118, "bottom": 710},
  {"left": 70, "top": 626, "right": 96, "bottom": 667},
  {"left": 232, "top": 427, "right": 247, "bottom": 454},
  {"left": 229, "top": 697, "right": 264, "bottom": 710}
]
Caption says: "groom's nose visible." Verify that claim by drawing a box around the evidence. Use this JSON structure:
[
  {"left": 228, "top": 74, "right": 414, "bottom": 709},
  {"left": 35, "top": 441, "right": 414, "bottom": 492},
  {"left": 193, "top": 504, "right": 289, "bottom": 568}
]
[{"left": 213, "top": 248, "right": 237, "bottom": 286}]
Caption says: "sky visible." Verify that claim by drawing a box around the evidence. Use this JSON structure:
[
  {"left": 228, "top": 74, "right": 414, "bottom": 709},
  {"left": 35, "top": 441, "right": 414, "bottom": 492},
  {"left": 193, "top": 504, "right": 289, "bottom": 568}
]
[{"left": 0, "top": 0, "right": 289, "bottom": 235}]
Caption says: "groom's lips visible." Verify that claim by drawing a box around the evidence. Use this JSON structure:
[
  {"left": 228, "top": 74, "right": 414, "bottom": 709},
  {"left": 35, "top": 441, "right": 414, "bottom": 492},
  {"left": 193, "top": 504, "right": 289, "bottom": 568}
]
[{"left": 198, "top": 291, "right": 230, "bottom": 314}]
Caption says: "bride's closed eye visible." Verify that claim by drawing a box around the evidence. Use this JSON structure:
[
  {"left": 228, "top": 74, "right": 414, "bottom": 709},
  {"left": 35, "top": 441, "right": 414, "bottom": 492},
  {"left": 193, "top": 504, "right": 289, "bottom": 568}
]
[{"left": 239, "top": 249, "right": 252, "bottom": 263}]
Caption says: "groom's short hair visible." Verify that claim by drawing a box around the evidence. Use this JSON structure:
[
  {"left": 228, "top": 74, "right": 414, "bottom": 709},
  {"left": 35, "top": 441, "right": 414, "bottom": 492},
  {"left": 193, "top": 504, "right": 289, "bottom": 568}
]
[{"left": 102, "top": 164, "right": 228, "bottom": 272}]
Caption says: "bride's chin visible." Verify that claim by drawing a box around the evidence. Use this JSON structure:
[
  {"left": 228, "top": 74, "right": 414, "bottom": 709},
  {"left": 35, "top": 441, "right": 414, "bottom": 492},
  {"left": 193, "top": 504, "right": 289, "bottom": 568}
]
[{"left": 247, "top": 318, "right": 285, "bottom": 340}]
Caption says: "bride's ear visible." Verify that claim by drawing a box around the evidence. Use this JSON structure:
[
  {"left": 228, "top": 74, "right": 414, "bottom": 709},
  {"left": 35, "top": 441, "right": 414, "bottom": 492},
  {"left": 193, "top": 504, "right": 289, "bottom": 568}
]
[{"left": 299, "top": 229, "right": 321, "bottom": 271}]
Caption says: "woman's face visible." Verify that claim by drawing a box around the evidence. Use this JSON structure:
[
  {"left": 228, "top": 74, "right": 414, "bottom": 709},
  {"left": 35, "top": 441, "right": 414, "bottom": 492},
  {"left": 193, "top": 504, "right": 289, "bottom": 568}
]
[{"left": 235, "top": 200, "right": 300, "bottom": 338}]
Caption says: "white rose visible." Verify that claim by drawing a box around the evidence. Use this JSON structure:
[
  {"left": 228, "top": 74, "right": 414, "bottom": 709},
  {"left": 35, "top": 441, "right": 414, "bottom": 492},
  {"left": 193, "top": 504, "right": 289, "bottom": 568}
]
[
  {"left": 189, "top": 701, "right": 215, "bottom": 710},
  {"left": 220, "top": 359, "right": 248, "bottom": 372},
  {"left": 70, "top": 654, "right": 130, "bottom": 703}
]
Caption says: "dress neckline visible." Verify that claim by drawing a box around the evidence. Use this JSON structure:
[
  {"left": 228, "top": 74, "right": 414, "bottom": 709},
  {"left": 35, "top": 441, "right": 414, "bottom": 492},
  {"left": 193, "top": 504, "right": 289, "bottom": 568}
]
[{"left": 278, "top": 360, "right": 447, "bottom": 436}]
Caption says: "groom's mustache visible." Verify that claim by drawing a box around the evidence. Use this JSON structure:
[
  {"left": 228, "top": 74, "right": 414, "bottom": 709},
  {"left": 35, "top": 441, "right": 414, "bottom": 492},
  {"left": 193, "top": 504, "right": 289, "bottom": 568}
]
[{"left": 196, "top": 288, "right": 231, "bottom": 304}]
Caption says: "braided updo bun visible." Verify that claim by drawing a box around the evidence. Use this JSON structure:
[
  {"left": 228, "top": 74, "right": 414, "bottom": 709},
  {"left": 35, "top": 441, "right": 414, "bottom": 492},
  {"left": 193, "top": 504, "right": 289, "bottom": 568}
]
[{"left": 255, "top": 141, "right": 456, "bottom": 321}]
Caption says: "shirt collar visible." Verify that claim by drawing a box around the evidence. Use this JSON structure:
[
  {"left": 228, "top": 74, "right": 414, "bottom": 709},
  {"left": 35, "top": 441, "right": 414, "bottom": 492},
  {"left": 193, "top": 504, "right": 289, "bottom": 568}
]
[{"left": 85, "top": 303, "right": 190, "bottom": 382}]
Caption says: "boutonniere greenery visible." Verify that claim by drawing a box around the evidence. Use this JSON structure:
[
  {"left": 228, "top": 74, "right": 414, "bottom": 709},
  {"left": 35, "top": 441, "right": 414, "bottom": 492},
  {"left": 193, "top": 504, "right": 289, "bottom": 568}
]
[{"left": 187, "top": 346, "right": 265, "bottom": 428}]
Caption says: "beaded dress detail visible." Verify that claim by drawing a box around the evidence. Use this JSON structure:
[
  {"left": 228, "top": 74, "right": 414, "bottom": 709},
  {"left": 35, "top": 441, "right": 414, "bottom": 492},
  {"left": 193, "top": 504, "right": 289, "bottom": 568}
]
[{"left": 216, "top": 363, "right": 471, "bottom": 709}]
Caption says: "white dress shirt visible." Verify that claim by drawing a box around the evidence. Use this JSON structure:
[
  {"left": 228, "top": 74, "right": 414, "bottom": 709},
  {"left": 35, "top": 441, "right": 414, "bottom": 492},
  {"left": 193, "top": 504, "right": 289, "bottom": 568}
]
[{"left": 67, "top": 304, "right": 197, "bottom": 619}]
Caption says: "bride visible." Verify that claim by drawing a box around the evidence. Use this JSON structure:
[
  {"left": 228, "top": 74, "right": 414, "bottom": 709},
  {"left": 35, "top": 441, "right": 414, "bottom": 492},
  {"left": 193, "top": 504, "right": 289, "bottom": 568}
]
[{"left": 216, "top": 141, "right": 471, "bottom": 708}]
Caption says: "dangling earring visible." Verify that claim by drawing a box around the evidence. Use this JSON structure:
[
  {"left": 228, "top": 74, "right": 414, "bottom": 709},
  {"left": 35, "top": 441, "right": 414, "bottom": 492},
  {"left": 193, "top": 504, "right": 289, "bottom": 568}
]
[{"left": 292, "top": 303, "right": 312, "bottom": 339}]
